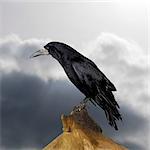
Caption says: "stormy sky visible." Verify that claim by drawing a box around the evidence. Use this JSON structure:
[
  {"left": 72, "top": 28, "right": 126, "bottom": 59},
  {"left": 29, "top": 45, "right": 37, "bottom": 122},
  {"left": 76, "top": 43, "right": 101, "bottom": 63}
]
[{"left": 0, "top": 1, "right": 149, "bottom": 150}]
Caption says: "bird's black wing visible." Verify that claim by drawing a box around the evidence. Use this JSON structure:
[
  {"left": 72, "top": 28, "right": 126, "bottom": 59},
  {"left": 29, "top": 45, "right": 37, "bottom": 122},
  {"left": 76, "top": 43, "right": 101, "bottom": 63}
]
[
  {"left": 72, "top": 59, "right": 116, "bottom": 92},
  {"left": 87, "top": 60, "right": 117, "bottom": 91},
  {"left": 72, "top": 59, "right": 122, "bottom": 130}
]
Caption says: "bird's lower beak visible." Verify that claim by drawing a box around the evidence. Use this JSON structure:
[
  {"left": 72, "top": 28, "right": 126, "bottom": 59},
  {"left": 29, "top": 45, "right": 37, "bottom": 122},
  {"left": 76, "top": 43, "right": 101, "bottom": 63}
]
[{"left": 30, "top": 48, "right": 49, "bottom": 58}]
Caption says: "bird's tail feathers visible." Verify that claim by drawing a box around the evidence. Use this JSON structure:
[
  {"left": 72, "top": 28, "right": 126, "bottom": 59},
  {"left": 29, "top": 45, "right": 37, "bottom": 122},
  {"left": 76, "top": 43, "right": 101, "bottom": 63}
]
[{"left": 93, "top": 91, "right": 122, "bottom": 130}]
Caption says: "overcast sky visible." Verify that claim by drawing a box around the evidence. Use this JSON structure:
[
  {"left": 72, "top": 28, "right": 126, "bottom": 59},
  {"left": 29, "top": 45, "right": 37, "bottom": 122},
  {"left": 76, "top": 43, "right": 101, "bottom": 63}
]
[{"left": 0, "top": 1, "right": 149, "bottom": 150}]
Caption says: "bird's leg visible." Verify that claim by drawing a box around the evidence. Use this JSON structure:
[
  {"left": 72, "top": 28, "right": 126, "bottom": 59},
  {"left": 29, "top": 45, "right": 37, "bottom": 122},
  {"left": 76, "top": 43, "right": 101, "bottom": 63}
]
[
  {"left": 79, "top": 97, "right": 90, "bottom": 107},
  {"left": 73, "top": 97, "right": 90, "bottom": 112},
  {"left": 83, "top": 97, "right": 90, "bottom": 104}
]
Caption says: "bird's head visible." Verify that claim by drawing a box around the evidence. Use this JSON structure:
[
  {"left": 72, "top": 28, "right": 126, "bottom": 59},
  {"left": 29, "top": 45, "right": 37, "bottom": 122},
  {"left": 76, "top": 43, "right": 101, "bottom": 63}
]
[{"left": 30, "top": 42, "right": 66, "bottom": 60}]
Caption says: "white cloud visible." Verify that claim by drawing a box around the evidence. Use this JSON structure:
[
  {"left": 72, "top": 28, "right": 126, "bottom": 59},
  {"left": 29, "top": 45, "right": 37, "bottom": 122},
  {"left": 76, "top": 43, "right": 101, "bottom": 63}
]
[
  {"left": 0, "top": 34, "right": 65, "bottom": 80},
  {"left": 82, "top": 32, "right": 147, "bottom": 68}
]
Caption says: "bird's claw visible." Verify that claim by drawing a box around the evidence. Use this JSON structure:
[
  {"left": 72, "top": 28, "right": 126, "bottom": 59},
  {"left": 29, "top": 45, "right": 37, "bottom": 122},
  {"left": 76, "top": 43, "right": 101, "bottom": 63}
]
[
  {"left": 72, "top": 97, "right": 90, "bottom": 113},
  {"left": 73, "top": 102, "right": 86, "bottom": 112}
]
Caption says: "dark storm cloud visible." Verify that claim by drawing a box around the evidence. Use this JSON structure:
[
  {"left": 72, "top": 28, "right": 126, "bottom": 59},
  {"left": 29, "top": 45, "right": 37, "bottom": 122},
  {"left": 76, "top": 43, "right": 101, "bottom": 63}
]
[
  {"left": 121, "top": 142, "right": 145, "bottom": 150},
  {"left": 1, "top": 71, "right": 148, "bottom": 150},
  {"left": 1, "top": 71, "right": 82, "bottom": 149}
]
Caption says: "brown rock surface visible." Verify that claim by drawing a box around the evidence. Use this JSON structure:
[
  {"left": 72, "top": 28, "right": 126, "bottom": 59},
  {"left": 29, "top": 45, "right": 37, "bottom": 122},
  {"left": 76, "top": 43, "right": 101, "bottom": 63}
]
[{"left": 43, "top": 108, "right": 128, "bottom": 150}]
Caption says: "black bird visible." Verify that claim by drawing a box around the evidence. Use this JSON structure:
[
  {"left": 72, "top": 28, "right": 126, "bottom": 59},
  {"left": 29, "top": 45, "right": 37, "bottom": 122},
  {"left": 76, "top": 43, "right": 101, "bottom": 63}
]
[{"left": 31, "top": 42, "right": 122, "bottom": 130}]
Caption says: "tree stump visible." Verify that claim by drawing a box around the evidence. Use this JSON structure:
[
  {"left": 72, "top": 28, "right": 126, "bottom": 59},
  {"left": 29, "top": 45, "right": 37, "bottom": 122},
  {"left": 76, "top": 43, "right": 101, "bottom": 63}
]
[{"left": 43, "top": 108, "right": 128, "bottom": 150}]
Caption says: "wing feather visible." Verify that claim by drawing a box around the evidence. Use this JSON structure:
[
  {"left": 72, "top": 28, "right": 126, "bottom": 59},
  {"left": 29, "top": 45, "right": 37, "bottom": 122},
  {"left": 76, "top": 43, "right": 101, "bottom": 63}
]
[{"left": 72, "top": 60, "right": 116, "bottom": 91}]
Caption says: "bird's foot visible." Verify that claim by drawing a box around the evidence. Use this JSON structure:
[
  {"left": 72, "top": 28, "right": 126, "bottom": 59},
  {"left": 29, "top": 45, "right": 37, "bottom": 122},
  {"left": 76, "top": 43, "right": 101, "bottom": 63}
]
[
  {"left": 72, "top": 97, "right": 90, "bottom": 112},
  {"left": 73, "top": 103, "right": 86, "bottom": 112}
]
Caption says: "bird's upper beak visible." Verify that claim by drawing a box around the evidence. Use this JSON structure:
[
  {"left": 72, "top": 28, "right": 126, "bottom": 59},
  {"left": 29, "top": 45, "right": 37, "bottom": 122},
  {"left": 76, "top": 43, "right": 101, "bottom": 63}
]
[{"left": 30, "top": 48, "right": 49, "bottom": 58}]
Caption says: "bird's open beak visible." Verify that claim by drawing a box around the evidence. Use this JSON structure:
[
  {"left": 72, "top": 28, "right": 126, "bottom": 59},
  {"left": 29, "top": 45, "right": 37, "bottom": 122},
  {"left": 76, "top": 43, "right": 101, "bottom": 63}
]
[{"left": 30, "top": 48, "right": 49, "bottom": 58}]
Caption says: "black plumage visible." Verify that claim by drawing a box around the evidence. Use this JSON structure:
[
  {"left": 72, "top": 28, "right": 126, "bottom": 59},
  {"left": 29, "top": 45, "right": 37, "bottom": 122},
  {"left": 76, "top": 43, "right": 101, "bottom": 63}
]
[{"left": 31, "top": 41, "right": 122, "bottom": 130}]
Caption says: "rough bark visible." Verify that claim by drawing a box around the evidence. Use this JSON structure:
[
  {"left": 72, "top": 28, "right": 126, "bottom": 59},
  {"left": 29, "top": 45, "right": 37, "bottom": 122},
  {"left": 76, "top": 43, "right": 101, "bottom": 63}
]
[{"left": 43, "top": 108, "right": 128, "bottom": 150}]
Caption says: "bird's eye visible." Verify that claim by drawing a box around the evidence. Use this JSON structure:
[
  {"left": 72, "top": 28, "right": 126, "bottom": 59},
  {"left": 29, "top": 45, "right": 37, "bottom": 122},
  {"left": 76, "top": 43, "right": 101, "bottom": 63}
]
[
  {"left": 46, "top": 46, "right": 49, "bottom": 50},
  {"left": 44, "top": 46, "right": 49, "bottom": 50}
]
